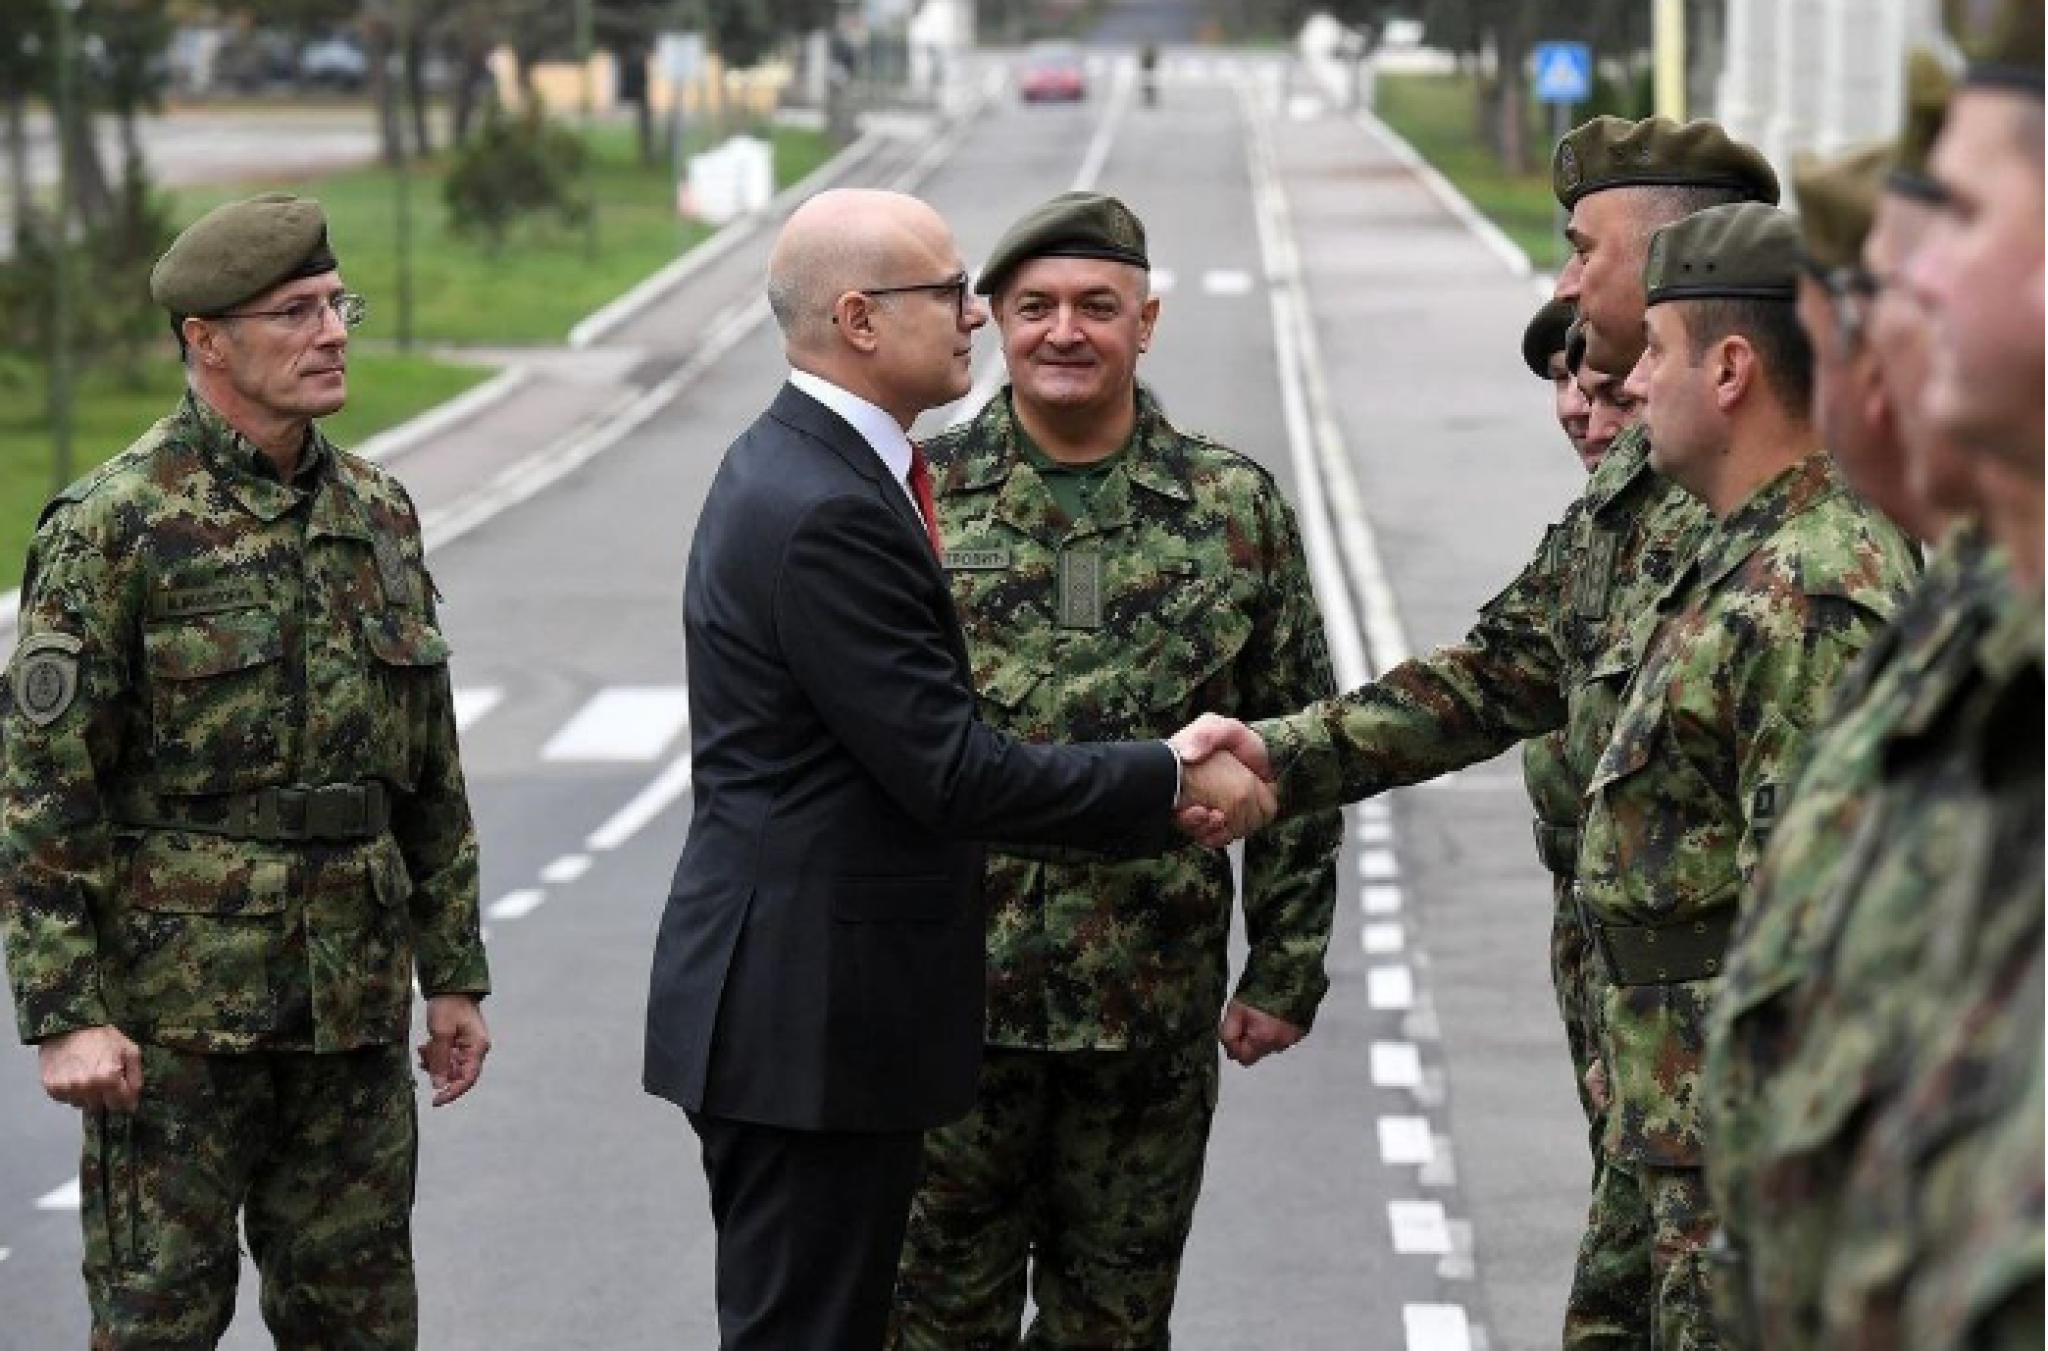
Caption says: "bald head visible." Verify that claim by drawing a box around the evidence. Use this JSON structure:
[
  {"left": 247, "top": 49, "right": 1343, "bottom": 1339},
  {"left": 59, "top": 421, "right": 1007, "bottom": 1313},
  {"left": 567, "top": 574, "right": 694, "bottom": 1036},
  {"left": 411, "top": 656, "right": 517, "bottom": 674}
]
[{"left": 768, "top": 189, "right": 953, "bottom": 353}]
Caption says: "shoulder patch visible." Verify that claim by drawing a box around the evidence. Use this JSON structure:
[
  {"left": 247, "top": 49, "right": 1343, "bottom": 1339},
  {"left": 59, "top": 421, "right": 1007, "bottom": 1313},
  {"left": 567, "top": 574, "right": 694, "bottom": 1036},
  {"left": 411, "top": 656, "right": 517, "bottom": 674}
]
[{"left": 12, "top": 631, "right": 83, "bottom": 727}]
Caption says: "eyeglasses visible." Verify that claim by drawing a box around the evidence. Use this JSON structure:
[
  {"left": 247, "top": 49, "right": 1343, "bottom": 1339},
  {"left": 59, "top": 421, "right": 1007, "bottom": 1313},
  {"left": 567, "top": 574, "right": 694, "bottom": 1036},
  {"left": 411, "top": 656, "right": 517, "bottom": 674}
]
[
  {"left": 857, "top": 273, "right": 971, "bottom": 321},
  {"left": 214, "top": 291, "right": 367, "bottom": 332},
  {"left": 1810, "top": 264, "right": 1883, "bottom": 350}
]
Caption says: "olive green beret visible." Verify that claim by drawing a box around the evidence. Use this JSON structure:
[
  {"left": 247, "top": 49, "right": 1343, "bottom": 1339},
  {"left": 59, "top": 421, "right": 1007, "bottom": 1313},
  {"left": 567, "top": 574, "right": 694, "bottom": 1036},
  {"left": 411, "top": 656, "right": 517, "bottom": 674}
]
[
  {"left": 1521, "top": 297, "right": 1576, "bottom": 378},
  {"left": 1553, "top": 115, "right": 1780, "bottom": 210},
  {"left": 976, "top": 191, "right": 1148, "bottom": 296},
  {"left": 150, "top": 193, "right": 337, "bottom": 317},
  {"left": 1793, "top": 142, "right": 1893, "bottom": 273},
  {"left": 1565, "top": 317, "right": 1589, "bottom": 375},
  {"left": 1644, "top": 202, "right": 1800, "bottom": 306},
  {"left": 1891, "top": 49, "right": 1955, "bottom": 199},
  {"left": 1946, "top": 0, "right": 2043, "bottom": 97}
]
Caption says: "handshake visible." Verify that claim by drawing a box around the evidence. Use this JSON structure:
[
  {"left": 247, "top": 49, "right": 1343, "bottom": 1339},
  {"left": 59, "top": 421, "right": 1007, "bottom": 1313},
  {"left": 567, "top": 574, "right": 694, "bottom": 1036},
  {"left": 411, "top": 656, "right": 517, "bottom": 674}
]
[{"left": 1168, "top": 714, "right": 1275, "bottom": 849}]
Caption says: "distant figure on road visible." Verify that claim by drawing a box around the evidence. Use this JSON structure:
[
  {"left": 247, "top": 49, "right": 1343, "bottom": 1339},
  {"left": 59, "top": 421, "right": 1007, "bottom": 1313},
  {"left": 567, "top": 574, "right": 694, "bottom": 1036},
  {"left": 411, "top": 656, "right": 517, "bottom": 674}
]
[
  {"left": 640, "top": 187, "right": 1273, "bottom": 1351},
  {"left": 886, "top": 191, "right": 1341, "bottom": 1350},
  {"left": 1139, "top": 42, "right": 1161, "bottom": 106},
  {"left": 0, "top": 192, "right": 492, "bottom": 1348}
]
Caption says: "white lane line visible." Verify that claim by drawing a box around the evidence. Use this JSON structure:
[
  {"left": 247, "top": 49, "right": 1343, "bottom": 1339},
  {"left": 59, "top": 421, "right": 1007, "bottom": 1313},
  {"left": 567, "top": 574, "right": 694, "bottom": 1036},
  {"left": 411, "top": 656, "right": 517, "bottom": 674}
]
[
  {"left": 1379, "top": 1115, "right": 1437, "bottom": 1166},
  {"left": 1358, "top": 848, "right": 1400, "bottom": 881},
  {"left": 1388, "top": 1199, "right": 1453, "bottom": 1255},
  {"left": 1369, "top": 965, "right": 1415, "bottom": 1010},
  {"left": 1200, "top": 268, "right": 1254, "bottom": 296},
  {"left": 1404, "top": 1302, "right": 1475, "bottom": 1351},
  {"left": 0, "top": 1246, "right": 10, "bottom": 1263},
  {"left": 539, "top": 854, "right": 593, "bottom": 885},
  {"left": 1361, "top": 884, "right": 1403, "bottom": 915},
  {"left": 486, "top": 889, "right": 547, "bottom": 921},
  {"left": 453, "top": 687, "right": 504, "bottom": 734},
  {"left": 36, "top": 1178, "right": 80, "bottom": 1211},
  {"left": 586, "top": 755, "right": 694, "bottom": 852},
  {"left": 1151, "top": 266, "right": 1177, "bottom": 294},
  {"left": 1362, "top": 921, "right": 1405, "bottom": 954},
  {"left": 1371, "top": 1040, "right": 1423, "bottom": 1088},
  {"left": 1356, "top": 818, "right": 1393, "bottom": 845},
  {"left": 540, "top": 687, "right": 690, "bottom": 763},
  {"left": 1359, "top": 799, "right": 1392, "bottom": 822}
]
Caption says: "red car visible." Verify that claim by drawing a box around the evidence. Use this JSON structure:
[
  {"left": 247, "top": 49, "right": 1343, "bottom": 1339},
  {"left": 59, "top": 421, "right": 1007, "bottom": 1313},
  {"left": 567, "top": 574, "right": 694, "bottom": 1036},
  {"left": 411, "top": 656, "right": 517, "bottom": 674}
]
[{"left": 1019, "top": 44, "right": 1087, "bottom": 102}]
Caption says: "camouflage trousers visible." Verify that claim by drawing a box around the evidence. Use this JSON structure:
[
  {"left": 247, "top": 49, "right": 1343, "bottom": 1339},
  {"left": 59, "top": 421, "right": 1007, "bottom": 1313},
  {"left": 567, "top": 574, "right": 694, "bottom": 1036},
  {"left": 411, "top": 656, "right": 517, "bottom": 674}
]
[
  {"left": 83, "top": 1041, "right": 419, "bottom": 1350},
  {"left": 888, "top": 1039, "right": 1220, "bottom": 1350},
  {"left": 1563, "top": 1159, "right": 1719, "bottom": 1351},
  {"left": 1550, "top": 873, "right": 1604, "bottom": 1153}
]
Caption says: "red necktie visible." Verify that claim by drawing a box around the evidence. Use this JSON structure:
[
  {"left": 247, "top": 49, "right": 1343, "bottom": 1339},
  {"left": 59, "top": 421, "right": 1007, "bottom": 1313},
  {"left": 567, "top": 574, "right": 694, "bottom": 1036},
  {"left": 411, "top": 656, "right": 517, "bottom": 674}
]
[{"left": 907, "top": 443, "right": 944, "bottom": 558}]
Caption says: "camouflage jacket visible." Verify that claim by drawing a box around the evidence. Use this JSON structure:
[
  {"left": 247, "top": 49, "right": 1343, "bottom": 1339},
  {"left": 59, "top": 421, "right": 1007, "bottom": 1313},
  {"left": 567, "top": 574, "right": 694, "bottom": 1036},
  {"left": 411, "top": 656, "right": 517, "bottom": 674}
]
[
  {"left": 1258, "top": 423, "right": 1708, "bottom": 853},
  {"left": 1817, "top": 589, "right": 2044, "bottom": 1349},
  {"left": 927, "top": 388, "right": 1341, "bottom": 1049},
  {"left": 1702, "top": 526, "right": 2003, "bottom": 1348},
  {"left": 1579, "top": 453, "right": 1918, "bottom": 1170},
  {"left": 0, "top": 392, "right": 488, "bottom": 1055}
]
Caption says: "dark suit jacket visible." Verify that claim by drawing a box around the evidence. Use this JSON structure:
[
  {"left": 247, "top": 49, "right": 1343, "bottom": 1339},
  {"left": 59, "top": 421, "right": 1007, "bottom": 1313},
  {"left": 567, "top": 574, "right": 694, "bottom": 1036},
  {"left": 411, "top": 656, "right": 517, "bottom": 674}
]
[{"left": 645, "top": 383, "right": 1177, "bottom": 1132}]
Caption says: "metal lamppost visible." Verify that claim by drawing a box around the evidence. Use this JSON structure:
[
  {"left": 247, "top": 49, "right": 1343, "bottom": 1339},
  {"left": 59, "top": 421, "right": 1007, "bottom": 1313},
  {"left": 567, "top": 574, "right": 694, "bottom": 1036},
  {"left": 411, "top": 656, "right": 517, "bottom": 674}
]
[{"left": 49, "top": 0, "right": 82, "bottom": 494}]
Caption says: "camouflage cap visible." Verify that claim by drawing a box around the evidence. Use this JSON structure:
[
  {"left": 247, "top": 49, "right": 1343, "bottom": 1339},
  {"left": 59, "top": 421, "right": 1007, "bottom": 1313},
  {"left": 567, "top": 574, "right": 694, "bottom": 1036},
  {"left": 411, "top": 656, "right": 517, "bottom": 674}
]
[
  {"left": 150, "top": 193, "right": 337, "bottom": 317},
  {"left": 1793, "top": 142, "right": 1894, "bottom": 273},
  {"left": 1553, "top": 115, "right": 1780, "bottom": 210},
  {"left": 1890, "top": 49, "right": 1955, "bottom": 200},
  {"left": 976, "top": 191, "right": 1148, "bottom": 296},
  {"left": 1945, "top": 0, "right": 2044, "bottom": 97},
  {"left": 1521, "top": 297, "right": 1576, "bottom": 378},
  {"left": 1644, "top": 202, "right": 1801, "bottom": 306}
]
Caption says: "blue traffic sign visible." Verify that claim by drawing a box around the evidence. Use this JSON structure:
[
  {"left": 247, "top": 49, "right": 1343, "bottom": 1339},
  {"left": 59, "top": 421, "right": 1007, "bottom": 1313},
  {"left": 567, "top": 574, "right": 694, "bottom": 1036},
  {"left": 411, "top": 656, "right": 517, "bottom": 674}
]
[{"left": 1533, "top": 41, "right": 1593, "bottom": 105}]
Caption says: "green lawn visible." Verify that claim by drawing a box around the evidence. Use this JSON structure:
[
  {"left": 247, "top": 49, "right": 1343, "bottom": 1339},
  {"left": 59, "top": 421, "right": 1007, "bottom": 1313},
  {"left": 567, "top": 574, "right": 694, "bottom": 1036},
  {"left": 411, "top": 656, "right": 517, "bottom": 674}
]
[
  {"left": 173, "top": 123, "right": 834, "bottom": 346},
  {"left": 1374, "top": 74, "right": 1571, "bottom": 270},
  {"left": 0, "top": 352, "right": 490, "bottom": 589}
]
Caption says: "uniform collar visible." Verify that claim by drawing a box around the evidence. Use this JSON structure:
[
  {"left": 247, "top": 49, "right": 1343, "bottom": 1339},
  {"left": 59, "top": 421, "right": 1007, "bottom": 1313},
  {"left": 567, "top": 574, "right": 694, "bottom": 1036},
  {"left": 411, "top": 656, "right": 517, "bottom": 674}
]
[
  {"left": 181, "top": 390, "right": 332, "bottom": 522},
  {"left": 1692, "top": 451, "right": 1839, "bottom": 591},
  {"left": 947, "top": 385, "right": 1194, "bottom": 506}
]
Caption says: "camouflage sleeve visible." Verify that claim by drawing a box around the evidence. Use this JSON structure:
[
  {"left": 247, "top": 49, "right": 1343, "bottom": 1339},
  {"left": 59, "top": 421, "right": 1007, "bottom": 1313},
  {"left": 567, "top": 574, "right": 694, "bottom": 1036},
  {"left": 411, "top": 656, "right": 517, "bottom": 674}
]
[
  {"left": 0, "top": 523, "right": 138, "bottom": 1042},
  {"left": 1232, "top": 489, "right": 1342, "bottom": 1029},
  {"left": 387, "top": 529, "right": 489, "bottom": 1000},
  {"left": 1253, "top": 518, "right": 1570, "bottom": 816}
]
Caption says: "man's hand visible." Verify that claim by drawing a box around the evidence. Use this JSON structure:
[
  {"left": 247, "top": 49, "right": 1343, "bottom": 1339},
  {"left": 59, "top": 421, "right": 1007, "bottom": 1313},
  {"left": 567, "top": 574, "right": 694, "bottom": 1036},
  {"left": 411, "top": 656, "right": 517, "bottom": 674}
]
[
  {"left": 1176, "top": 748, "right": 1276, "bottom": 846},
  {"left": 1584, "top": 1057, "right": 1609, "bottom": 1115},
  {"left": 39, "top": 1025, "right": 143, "bottom": 1113},
  {"left": 418, "top": 995, "right": 491, "bottom": 1107},
  {"left": 1219, "top": 1000, "right": 1305, "bottom": 1067},
  {"left": 1171, "top": 714, "right": 1272, "bottom": 780}
]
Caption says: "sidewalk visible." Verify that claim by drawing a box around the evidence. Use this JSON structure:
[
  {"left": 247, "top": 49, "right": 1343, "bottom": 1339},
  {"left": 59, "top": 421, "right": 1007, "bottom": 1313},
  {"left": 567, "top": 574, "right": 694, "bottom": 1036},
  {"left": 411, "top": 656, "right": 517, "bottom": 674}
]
[{"left": 1269, "top": 71, "right": 1591, "bottom": 1351}]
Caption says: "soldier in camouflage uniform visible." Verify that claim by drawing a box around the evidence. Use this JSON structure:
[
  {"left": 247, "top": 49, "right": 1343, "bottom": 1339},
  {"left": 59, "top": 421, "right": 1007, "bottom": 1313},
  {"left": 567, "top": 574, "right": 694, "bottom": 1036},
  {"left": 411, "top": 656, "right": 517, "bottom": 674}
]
[
  {"left": 1697, "top": 101, "right": 2012, "bottom": 1348},
  {"left": 0, "top": 194, "right": 491, "bottom": 1349},
  {"left": 887, "top": 193, "right": 1341, "bottom": 1350},
  {"left": 1568, "top": 203, "right": 1921, "bottom": 1350},
  {"left": 1817, "top": 5, "right": 2045, "bottom": 1343}
]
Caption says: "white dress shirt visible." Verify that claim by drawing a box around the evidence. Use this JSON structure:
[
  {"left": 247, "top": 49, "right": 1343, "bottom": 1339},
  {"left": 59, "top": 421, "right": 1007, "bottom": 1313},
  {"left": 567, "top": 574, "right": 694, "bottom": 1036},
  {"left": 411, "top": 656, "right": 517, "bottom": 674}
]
[{"left": 788, "top": 369, "right": 932, "bottom": 535}]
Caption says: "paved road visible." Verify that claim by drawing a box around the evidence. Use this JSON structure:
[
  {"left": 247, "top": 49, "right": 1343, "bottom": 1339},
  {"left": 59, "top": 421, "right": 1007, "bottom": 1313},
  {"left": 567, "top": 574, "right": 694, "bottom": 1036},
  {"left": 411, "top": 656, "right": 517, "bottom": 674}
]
[{"left": 0, "top": 48, "right": 1588, "bottom": 1351}]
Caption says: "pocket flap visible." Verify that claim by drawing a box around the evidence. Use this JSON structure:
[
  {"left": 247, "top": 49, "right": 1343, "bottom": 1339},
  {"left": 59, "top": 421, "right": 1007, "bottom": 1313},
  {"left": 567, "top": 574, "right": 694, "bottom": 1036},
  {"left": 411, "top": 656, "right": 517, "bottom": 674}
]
[
  {"left": 144, "top": 610, "right": 283, "bottom": 680},
  {"left": 363, "top": 611, "right": 452, "bottom": 668},
  {"left": 831, "top": 875, "right": 956, "bottom": 922},
  {"left": 975, "top": 663, "right": 1045, "bottom": 712},
  {"left": 127, "top": 834, "right": 288, "bottom": 916}
]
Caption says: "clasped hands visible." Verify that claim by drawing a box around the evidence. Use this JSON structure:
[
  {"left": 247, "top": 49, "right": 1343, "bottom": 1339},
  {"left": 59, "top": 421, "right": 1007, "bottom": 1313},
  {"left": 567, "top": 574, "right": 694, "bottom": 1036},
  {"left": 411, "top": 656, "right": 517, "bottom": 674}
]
[{"left": 1169, "top": 714, "right": 1275, "bottom": 849}]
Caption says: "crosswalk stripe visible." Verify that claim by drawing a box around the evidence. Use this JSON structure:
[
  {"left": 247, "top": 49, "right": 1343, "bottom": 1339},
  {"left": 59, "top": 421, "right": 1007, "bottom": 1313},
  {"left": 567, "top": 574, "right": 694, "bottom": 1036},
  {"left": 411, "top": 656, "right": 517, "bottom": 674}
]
[
  {"left": 1388, "top": 1200, "right": 1452, "bottom": 1255},
  {"left": 36, "top": 1178, "right": 79, "bottom": 1211},
  {"left": 587, "top": 755, "right": 694, "bottom": 851},
  {"left": 541, "top": 687, "right": 690, "bottom": 762},
  {"left": 1404, "top": 1303, "right": 1473, "bottom": 1351},
  {"left": 453, "top": 686, "right": 503, "bottom": 733}
]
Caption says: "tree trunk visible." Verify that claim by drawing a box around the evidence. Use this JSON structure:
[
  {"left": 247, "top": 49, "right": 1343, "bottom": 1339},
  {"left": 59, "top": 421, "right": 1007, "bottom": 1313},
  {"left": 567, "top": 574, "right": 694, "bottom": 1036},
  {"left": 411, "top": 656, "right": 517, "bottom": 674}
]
[
  {"left": 406, "top": 34, "right": 431, "bottom": 156},
  {"left": 59, "top": 102, "right": 113, "bottom": 230},
  {"left": 3, "top": 89, "right": 31, "bottom": 238},
  {"left": 366, "top": 25, "right": 403, "bottom": 165},
  {"left": 1492, "top": 16, "right": 1532, "bottom": 174},
  {"left": 451, "top": 49, "right": 490, "bottom": 142}
]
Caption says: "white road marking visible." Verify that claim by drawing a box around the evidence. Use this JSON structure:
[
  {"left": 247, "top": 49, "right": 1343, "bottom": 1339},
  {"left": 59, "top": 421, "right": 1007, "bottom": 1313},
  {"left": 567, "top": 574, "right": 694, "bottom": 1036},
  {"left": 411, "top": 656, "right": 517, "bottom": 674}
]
[
  {"left": 1378, "top": 1115, "right": 1436, "bottom": 1166},
  {"left": 1150, "top": 266, "right": 1177, "bottom": 294},
  {"left": 1388, "top": 1199, "right": 1453, "bottom": 1254},
  {"left": 540, "top": 687, "right": 690, "bottom": 762},
  {"left": 486, "top": 889, "right": 547, "bottom": 921},
  {"left": 1359, "top": 798, "right": 1392, "bottom": 822},
  {"left": 1200, "top": 268, "right": 1254, "bottom": 296},
  {"left": 0, "top": 1246, "right": 10, "bottom": 1263},
  {"left": 1363, "top": 921, "right": 1406, "bottom": 954},
  {"left": 586, "top": 755, "right": 694, "bottom": 851},
  {"left": 1355, "top": 818, "right": 1393, "bottom": 845},
  {"left": 539, "top": 854, "right": 593, "bottom": 885},
  {"left": 36, "top": 1178, "right": 80, "bottom": 1211},
  {"left": 452, "top": 687, "right": 504, "bottom": 733},
  {"left": 1404, "top": 1302, "right": 1475, "bottom": 1351},
  {"left": 1369, "top": 965, "right": 1416, "bottom": 1010},
  {"left": 1358, "top": 848, "right": 1401, "bottom": 881},
  {"left": 1371, "top": 1041, "right": 1423, "bottom": 1088},
  {"left": 1361, "top": 884, "right": 1403, "bottom": 915}
]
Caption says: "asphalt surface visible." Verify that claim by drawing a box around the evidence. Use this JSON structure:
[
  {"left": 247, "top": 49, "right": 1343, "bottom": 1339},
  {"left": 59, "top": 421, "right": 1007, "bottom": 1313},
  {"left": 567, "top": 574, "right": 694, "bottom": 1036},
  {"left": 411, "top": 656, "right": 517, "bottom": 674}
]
[{"left": 0, "top": 46, "right": 1590, "bottom": 1351}]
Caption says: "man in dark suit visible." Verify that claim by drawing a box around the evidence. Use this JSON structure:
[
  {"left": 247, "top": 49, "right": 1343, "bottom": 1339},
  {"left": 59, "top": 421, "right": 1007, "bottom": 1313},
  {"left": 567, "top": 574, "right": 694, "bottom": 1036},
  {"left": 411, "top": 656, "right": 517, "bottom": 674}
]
[{"left": 643, "top": 188, "right": 1274, "bottom": 1351}]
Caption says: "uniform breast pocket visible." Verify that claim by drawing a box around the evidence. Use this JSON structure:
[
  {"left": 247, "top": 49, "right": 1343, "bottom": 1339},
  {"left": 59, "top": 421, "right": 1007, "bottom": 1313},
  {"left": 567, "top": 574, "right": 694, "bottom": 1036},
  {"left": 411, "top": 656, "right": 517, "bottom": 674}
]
[
  {"left": 142, "top": 608, "right": 288, "bottom": 795},
  {"left": 1114, "top": 576, "right": 1254, "bottom": 724},
  {"left": 360, "top": 609, "right": 453, "bottom": 788}
]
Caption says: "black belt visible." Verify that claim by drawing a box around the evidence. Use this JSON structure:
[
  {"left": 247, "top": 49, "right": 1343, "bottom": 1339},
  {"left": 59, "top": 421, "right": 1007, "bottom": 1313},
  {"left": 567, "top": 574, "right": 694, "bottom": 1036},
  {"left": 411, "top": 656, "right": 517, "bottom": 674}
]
[
  {"left": 117, "top": 782, "right": 391, "bottom": 843},
  {"left": 1532, "top": 820, "right": 1580, "bottom": 878},
  {"left": 1587, "top": 904, "right": 1739, "bottom": 985}
]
